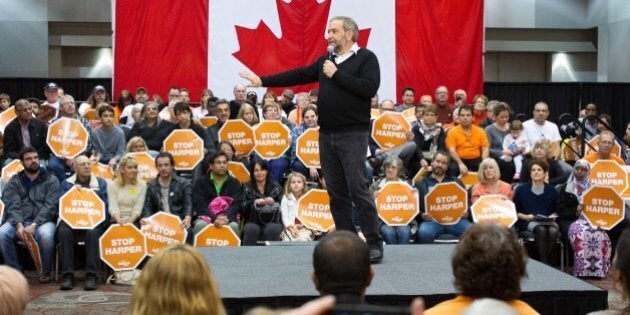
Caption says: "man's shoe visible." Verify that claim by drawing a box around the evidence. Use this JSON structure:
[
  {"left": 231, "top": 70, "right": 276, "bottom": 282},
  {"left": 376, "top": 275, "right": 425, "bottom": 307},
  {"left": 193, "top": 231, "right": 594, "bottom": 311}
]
[
  {"left": 84, "top": 273, "right": 97, "bottom": 291},
  {"left": 38, "top": 272, "right": 51, "bottom": 284},
  {"left": 60, "top": 273, "right": 74, "bottom": 291},
  {"left": 369, "top": 246, "right": 384, "bottom": 264}
]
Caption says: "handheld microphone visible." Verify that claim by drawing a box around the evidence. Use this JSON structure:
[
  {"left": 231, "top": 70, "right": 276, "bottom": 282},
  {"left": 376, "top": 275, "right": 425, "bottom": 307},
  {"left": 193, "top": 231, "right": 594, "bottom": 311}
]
[{"left": 327, "top": 45, "right": 335, "bottom": 61}]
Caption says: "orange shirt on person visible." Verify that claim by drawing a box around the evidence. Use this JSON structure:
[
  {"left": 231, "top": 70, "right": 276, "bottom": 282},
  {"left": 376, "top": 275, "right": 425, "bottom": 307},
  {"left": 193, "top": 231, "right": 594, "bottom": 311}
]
[
  {"left": 473, "top": 111, "right": 488, "bottom": 126},
  {"left": 470, "top": 180, "right": 513, "bottom": 204},
  {"left": 425, "top": 295, "right": 540, "bottom": 315},
  {"left": 288, "top": 107, "right": 302, "bottom": 126},
  {"left": 445, "top": 124, "right": 489, "bottom": 160},
  {"left": 583, "top": 152, "right": 625, "bottom": 165}
]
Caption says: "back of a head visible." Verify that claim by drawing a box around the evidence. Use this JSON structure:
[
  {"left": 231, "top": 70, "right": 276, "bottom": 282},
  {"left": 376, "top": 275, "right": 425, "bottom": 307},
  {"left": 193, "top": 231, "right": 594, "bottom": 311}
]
[
  {"left": 614, "top": 228, "right": 630, "bottom": 306},
  {"left": 313, "top": 231, "right": 370, "bottom": 295},
  {"left": 452, "top": 223, "right": 527, "bottom": 301},
  {"left": 130, "top": 244, "right": 226, "bottom": 315},
  {"left": 462, "top": 298, "right": 518, "bottom": 315},
  {"left": 0, "top": 266, "right": 29, "bottom": 315}
]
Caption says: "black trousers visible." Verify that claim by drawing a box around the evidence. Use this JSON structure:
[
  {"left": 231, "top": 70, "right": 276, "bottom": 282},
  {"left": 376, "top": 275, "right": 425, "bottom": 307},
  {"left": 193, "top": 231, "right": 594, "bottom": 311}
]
[{"left": 57, "top": 221, "right": 106, "bottom": 276}]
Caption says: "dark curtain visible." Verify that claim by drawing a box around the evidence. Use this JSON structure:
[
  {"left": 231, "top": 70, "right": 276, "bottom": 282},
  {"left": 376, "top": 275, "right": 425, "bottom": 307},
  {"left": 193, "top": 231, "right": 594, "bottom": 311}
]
[{"left": 580, "top": 83, "right": 630, "bottom": 134}]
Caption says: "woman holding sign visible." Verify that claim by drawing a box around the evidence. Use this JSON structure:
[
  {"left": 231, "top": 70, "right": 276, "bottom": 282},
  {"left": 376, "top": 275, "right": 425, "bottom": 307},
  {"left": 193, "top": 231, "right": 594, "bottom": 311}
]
[
  {"left": 562, "top": 160, "right": 612, "bottom": 278},
  {"left": 241, "top": 160, "right": 284, "bottom": 245},
  {"left": 513, "top": 159, "right": 559, "bottom": 265},
  {"left": 108, "top": 155, "right": 147, "bottom": 225},
  {"left": 470, "top": 158, "right": 513, "bottom": 204}
]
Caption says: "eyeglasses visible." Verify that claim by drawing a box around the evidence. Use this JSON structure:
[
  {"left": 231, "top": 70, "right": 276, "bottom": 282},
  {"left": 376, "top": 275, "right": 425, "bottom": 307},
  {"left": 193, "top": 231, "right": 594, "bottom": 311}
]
[{"left": 145, "top": 107, "right": 158, "bottom": 112}]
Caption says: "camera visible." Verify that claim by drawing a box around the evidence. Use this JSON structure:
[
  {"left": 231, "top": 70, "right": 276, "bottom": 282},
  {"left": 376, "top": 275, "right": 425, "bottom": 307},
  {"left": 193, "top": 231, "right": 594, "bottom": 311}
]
[{"left": 560, "top": 121, "right": 582, "bottom": 138}]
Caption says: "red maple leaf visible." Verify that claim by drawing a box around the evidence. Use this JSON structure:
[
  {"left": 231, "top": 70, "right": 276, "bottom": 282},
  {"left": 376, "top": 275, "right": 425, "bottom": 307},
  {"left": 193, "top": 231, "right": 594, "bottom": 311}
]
[{"left": 233, "top": 0, "right": 371, "bottom": 96}]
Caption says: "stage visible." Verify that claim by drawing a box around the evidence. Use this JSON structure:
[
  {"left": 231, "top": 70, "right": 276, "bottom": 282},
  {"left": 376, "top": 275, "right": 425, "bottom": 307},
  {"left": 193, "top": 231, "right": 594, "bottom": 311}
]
[{"left": 201, "top": 243, "right": 607, "bottom": 314}]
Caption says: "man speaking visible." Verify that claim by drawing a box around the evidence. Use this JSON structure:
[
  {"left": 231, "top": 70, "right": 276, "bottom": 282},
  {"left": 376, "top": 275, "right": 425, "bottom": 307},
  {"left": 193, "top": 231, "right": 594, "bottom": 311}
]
[{"left": 240, "top": 16, "right": 383, "bottom": 263}]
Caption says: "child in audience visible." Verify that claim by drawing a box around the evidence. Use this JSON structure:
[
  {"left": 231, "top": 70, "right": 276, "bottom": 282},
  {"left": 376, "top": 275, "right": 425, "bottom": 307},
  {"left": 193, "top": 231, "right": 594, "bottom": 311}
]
[
  {"left": 501, "top": 120, "right": 530, "bottom": 180},
  {"left": 280, "top": 172, "right": 314, "bottom": 241}
]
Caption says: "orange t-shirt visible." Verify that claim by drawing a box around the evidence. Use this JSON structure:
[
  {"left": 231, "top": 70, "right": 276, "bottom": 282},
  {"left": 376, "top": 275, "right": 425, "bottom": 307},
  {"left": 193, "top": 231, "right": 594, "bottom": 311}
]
[
  {"left": 425, "top": 295, "right": 540, "bottom": 315},
  {"left": 583, "top": 152, "right": 625, "bottom": 165},
  {"left": 445, "top": 124, "right": 489, "bottom": 160}
]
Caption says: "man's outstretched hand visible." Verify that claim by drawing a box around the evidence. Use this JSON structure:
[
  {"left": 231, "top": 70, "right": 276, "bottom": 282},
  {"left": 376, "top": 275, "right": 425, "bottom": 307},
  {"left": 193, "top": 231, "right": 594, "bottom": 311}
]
[{"left": 239, "top": 71, "right": 262, "bottom": 87}]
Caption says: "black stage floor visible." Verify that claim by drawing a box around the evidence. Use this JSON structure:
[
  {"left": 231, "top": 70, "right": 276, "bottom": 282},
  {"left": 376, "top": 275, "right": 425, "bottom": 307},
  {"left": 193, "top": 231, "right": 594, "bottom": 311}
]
[{"left": 200, "top": 243, "right": 607, "bottom": 314}]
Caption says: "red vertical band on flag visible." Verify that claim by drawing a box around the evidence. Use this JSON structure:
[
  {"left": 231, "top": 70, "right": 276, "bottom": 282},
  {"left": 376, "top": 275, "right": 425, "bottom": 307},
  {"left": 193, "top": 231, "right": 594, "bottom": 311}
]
[
  {"left": 395, "top": 0, "right": 484, "bottom": 103},
  {"left": 114, "top": 0, "right": 208, "bottom": 102}
]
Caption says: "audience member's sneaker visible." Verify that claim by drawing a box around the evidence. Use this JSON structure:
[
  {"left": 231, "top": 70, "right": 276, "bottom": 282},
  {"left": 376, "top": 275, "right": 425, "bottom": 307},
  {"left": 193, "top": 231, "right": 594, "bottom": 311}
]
[
  {"left": 369, "top": 245, "right": 384, "bottom": 264},
  {"left": 60, "top": 273, "right": 74, "bottom": 290},
  {"left": 84, "top": 273, "right": 97, "bottom": 291},
  {"left": 38, "top": 272, "right": 51, "bottom": 284}
]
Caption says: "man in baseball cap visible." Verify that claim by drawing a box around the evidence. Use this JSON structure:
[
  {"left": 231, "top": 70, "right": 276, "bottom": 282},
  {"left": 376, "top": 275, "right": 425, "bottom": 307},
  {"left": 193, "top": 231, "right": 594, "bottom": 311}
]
[{"left": 40, "top": 82, "right": 61, "bottom": 122}]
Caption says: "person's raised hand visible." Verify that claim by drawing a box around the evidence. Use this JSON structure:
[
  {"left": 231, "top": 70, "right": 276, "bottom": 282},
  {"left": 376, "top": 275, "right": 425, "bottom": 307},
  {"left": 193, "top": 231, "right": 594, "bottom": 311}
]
[{"left": 239, "top": 71, "right": 263, "bottom": 87}]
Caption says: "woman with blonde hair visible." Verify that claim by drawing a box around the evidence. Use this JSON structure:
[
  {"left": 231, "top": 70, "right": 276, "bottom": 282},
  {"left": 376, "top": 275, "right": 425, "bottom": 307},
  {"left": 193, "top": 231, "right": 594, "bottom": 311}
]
[
  {"left": 125, "top": 136, "right": 149, "bottom": 153},
  {"left": 470, "top": 158, "right": 513, "bottom": 204},
  {"left": 129, "top": 244, "right": 226, "bottom": 315},
  {"left": 108, "top": 155, "right": 147, "bottom": 225},
  {"left": 0, "top": 265, "right": 29, "bottom": 315},
  {"left": 237, "top": 102, "right": 260, "bottom": 126}
]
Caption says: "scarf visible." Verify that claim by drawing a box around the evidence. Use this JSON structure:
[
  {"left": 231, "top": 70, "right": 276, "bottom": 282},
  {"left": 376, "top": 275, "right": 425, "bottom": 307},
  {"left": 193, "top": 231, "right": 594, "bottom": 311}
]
[
  {"left": 419, "top": 120, "right": 442, "bottom": 142},
  {"left": 565, "top": 159, "right": 591, "bottom": 198}
]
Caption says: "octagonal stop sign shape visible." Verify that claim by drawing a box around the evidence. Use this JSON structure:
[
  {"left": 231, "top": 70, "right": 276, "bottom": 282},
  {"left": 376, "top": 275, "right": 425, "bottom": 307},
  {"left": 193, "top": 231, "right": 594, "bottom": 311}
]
[
  {"left": 91, "top": 162, "right": 113, "bottom": 180},
  {"left": 254, "top": 120, "right": 291, "bottom": 159},
  {"left": 46, "top": 117, "right": 89, "bottom": 159},
  {"left": 59, "top": 186, "right": 106, "bottom": 230},
  {"left": 582, "top": 186, "right": 625, "bottom": 230},
  {"left": 127, "top": 152, "right": 158, "bottom": 183},
  {"left": 99, "top": 224, "right": 146, "bottom": 271},
  {"left": 218, "top": 119, "right": 255, "bottom": 156},
  {"left": 458, "top": 172, "right": 479, "bottom": 189},
  {"left": 371, "top": 112, "right": 411, "bottom": 149},
  {"left": 2, "top": 159, "right": 24, "bottom": 183},
  {"left": 0, "top": 106, "right": 16, "bottom": 134},
  {"left": 194, "top": 225, "right": 241, "bottom": 247},
  {"left": 142, "top": 212, "right": 188, "bottom": 256},
  {"left": 198, "top": 116, "right": 218, "bottom": 128},
  {"left": 424, "top": 182, "right": 468, "bottom": 225},
  {"left": 296, "top": 128, "right": 320, "bottom": 169},
  {"left": 471, "top": 195, "right": 517, "bottom": 228},
  {"left": 589, "top": 160, "right": 628, "bottom": 195},
  {"left": 164, "top": 129, "right": 204, "bottom": 171},
  {"left": 0, "top": 200, "right": 4, "bottom": 224},
  {"left": 228, "top": 161, "right": 250, "bottom": 184},
  {"left": 297, "top": 189, "right": 335, "bottom": 232},
  {"left": 375, "top": 182, "right": 419, "bottom": 226}
]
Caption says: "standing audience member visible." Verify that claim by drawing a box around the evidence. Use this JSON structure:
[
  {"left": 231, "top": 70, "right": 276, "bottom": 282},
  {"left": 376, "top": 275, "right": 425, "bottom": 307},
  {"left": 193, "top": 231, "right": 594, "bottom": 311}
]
[
  {"left": 470, "top": 158, "right": 513, "bottom": 204},
  {"left": 484, "top": 102, "right": 515, "bottom": 182},
  {"left": 108, "top": 155, "right": 147, "bottom": 225},
  {"left": 129, "top": 244, "right": 226, "bottom": 315},
  {"left": 241, "top": 160, "right": 284, "bottom": 245},
  {"left": 445, "top": 105, "right": 489, "bottom": 176},
  {"left": 90, "top": 104, "right": 126, "bottom": 168},
  {"left": 0, "top": 265, "right": 30, "bottom": 315}
]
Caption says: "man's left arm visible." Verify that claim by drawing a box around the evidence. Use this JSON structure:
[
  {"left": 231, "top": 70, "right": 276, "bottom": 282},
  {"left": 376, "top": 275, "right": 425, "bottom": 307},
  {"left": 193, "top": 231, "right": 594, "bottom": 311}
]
[
  {"left": 181, "top": 179, "right": 193, "bottom": 219},
  {"left": 329, "top": 51, "right": 380, "bottom": 98},
  {"left": 480, "top": 128, "right": 490, "bottom": 159},
  {"left": 34, "top": 176, "right": 61, "bottom": 225}
]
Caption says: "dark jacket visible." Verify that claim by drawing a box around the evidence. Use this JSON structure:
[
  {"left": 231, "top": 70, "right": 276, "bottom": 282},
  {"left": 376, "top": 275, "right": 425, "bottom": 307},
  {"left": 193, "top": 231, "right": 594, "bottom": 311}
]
[
  {"left": 192, "top": 174, "right": 243, "bottom": 222},
  {"left": 412, "top": 123, "right": 446, "bottom": 160},
  {"left": 519, "top": 158, "right": 569, "bottom": 186},
  {"left": 142, "top": 174, "right": 192, "bottom": 220},
  {"left": 3, "top": 118, "right": 50, "bottom": 160},
  {"left": 3, "top": 169, "right": 60, "bottom": 225},
  {"left": 204, "top": 121, "right": 225, "bottom": 156},
  {"left": 127, "top": 120, "right": 176, "bottom": 151},
  {"left": 60, "top": 174, "right": 110, "bottom": 226},
  {"left": 241, "top": 179, "right": 283, "bottom": 224},
  {"left": 413, "top": 173, "right": 465, "bottom": 215},
  {"left": 556, "top": 182, "right": 580, "bottom": 221}
]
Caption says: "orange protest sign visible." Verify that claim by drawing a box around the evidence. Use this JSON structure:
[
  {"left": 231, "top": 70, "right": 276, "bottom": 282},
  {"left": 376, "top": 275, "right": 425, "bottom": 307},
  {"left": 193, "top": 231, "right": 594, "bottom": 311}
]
[
  {"left": 424, "top": 182, "right": 468, "bottom": 225},
  {"left": 1, "top": 159, "right": 23, "bottom": 183},
  {"left": 38, "top": 104, "right": 56, "bottom": 122},
  {"left": 561, "top": 138, "right": 582, "bottom": 162},
  {"left": 142, "top": 212, "right": 188, "bottom": 256},
  {"left": 412, "top": 167, "right": 430, "bottom": 184},
  {"left": 585, "top": 134, "right": 622, "bottom": 157},
  {"left": 458, "top": 172, "right": 479, "bottom": 188},
  {"left": 227, "top": 161, "right": 250, "bottom": 184},
  {"left": 371, "top": 112, "right": 411, "bottom": 149},
  {"left": 0, "top": 106, "right": 16, "bottom": 133},
  {"left": 46, "top": 117, "right": 89, "bottom": 159},
  {"left": 589, "top": 160, "right": 628, "bottom": 195},
  {"left": 194, "top": 225, "right": 241, "bottom": 247},
  {"left": 99, "top": 224, "right": 147, "bottom": 271},
  {"left": 127, "top": 152, "right": 158, "bottom": 183},
  {"left": 198, "top": 116, "right": 218, "bottom": 128},
  {"left": 296, "top": 128, "right": 320, "bottom": 169},
  {"left": 164, "top": 129, "right": 204, "bottom": 171},
  {"left": 471, "top": 195, "right": 517, "bottom": 228},
  {"left": 375, "top": 182, "right": 419, "bottom": 226},
  {"left": 59, "top": 186, "right": 106, "bottom": 230},
  {"left": 370, "top": 108, "right": 381, "bottom": 119},
  {"left": 254, "top": 120, "right": 291, "bottom": 159},
  {"left": 24, "top": 233, "right": 42, "bottom": 272},
  {"left": 91, "top": 162, "right": 114, "bottom": 180},
  {"left": 297, "top": 189, "right": 335, "bottom": 232},
  {"left": 401, "top": 107, "right": 416, "bottom": 123},
  {"left": 84, "top": 109, "right": 98, "bottom": 121},
  {"left": 218, "top": 119, "right": 255, "bottom": 156},
  {"left": 582, "top": 186, "right": 625, "bottom": 230},
  {"left": 623, "top": 167, "right": 630, "bottom": 199}
]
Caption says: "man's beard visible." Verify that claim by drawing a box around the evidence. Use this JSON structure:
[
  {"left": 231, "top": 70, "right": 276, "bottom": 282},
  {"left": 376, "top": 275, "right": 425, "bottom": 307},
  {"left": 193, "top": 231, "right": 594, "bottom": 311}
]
[{"left": 24, "top": 162, "right": 40, "bottom": 174}]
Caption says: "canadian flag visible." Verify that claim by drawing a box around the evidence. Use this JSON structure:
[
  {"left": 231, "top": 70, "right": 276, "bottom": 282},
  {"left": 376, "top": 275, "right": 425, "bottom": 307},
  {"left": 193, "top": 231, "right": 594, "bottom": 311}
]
[{"left": 113, "top": 0, "right": 483, "bottom": 103}]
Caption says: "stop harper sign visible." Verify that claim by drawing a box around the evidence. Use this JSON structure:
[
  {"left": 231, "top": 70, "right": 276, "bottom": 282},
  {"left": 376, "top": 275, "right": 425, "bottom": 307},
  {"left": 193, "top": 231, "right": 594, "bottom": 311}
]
[
  {"left": 46, "top": 117, "right": 89, "bottom": 159},
  {"left": 297, "top": 189, "right": 335, "bottom": 232},
  {"left": 141, "top": 212, "right": 188, "bottom": 256},
  {"left": 59, "top": 186, "right": 106, "bottom": 230},
  {"left": 99, "top": 224, "right": 147, "bottom": 271},
  {"left": 194, "top": 225, "right": 241, "bottom": 247},
  {"left": 424, "top": 182, "right": 468, "bottom": 225},
  {"left": 581, "top": 186, "right": 625, "bottom": 230},
  {"left": 375, "top": 181, "right": 419, "bottom": 226}
]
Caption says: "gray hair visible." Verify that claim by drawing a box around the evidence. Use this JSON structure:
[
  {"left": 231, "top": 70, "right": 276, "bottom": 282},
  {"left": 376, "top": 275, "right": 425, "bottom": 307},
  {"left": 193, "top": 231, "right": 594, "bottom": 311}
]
[{"left": 330, "top": 16, "right": 359, "bottom": 42}]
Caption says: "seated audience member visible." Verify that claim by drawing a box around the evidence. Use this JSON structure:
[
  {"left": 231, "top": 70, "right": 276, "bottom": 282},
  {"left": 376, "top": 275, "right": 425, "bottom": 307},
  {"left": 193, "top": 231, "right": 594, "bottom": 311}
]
[
  {"left": 414, "top": 151, "right": 471, "bottom": 243},
  {"left": 204, "top": 99, "right": 231, "bottom": 155},
  {"left": 58, "top": 155, "right": 109, "bottom": 291},
  {"left": 412, "top": 104, "right": 446, "bottom": 168},
  {"left": 584, "top": 130, "right": 625, "bottom": 165},
  {"left": 579, "top": 103, "right": 599, "bottom": 140},
  {"left": 114, "top": 89, "right": 134, "bottom": 119},
  {"left": 280, "top": 172, "right": 315, "bottom": 241},
  {"left": 241, "top": 160, "right": 284, "bottom": 245},
  {"left": 563, "top": 160, "right": 611, "bottom": 278},
  {"left": 192, "top": 151, "right": 243, "bottom": 235},
  {"left": 219, "top": 140, "right": 250, "bottom": 170},
  {"left": 425, "top": 223, "right": 538, "bottom": 315},
  {"left": 260, "top": 102, "right": 293, "bottom": 183},
  {"left": 502, "top": 120, "right": 530, "bottom": 180},
  {"left": 470, "top": 158, "right": 513, "bottom": 204},
  {"left": 471, "top": 94, "right": 488, "bottom": 126},
  {"left": 91, "top": 104, "right": 126, "bottom": 168},
  {"left": 39, "top": 82, "right": 61, "bottom": 122},
  {"left": 445, "top": 105, "right": 490, "bottom": 176},
  {"left": 485, "top": 102, "right": 515, "bottom": 182},
  {"left": 27, "top": 97, "right": 41, "bottom": 116},
  {"left": 0, "top": 93, "right": 10, "bottom": 111},
  {"left": 120, "top": 103, "right": 144, "bottom": 130},
  {"left": 108, "top": 155, "right": 147, "bottom": 225},
  {"left": 0, "top": 265, "right": 30, "bottom": 315},
  {"left": 370, "top": 156, "right": 415, "bottom": 244},
  {"left": 141, "top": 152, "right": 193, "bottom": 243},
  {"left": 513, "top": 159, "right": 559, "bottom": 265},
  {"left": 588, "top": 229, "right": 630, "bottom": 315},
  {"left": 126, "top": 136, "right": 149, "bottom": 153},
  {"left": 78, "top": 85, "right": 110, "bottom": 119},
  {"left": 624, "top": 122, "right": 630, "bottom": 165},
  {"left": 478, "top": 100, "right": 498, "bottom": 128},
  {"left": 127, "top": 101, "right": 176, "bottom": 156},
  {"left": 523, "top": 101, "right": 562, "bottom": 159},
  {"left": 237, "top": 102, "right": 260, "bottom": 127},
  {"left": 519, "top": 139, "right": 569, "bottom": 186},
  {"left": 192, "top": 89, "right": 214, "bottom": 120},
  {"left": 3, "top": 99, "right": 50, "bottom": 167},
  {"left": 434, "top": 85, "right": 455, "bottom": 125},
  {"left": 395, "top": 87, "right": 416, "bottom": 112},
  {"left": 290, "top": 105, "right": 320, "bottom": 182},
  {"left": 129, "top": 244, "right": 226, "bottom": 315},
  {"left": 288, "top": 92, "right": 310, "bottom": 125},
  {"left": 0, "top": 147, "right": 59, "bottom": 283},
  {"left": 173, "top": 102, "right": 207, "bottom": 139}
]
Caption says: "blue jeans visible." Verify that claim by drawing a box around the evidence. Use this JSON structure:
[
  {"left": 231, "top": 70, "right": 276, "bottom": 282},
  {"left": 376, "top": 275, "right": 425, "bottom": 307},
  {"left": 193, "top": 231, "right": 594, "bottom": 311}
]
[
  {"left": 380, "top": 224, "right": 411, "bottom": 244},
  {"left": 319, "top": 130, "right": 382, "bottom": 246},
  {"left": 48, "top": 155, "right": 74, "bottom": 182},
  {"left": 416, "top": 219, "right": 471, "bottom": 243},
  {"left": 268, "top": 157, "right": 290, "bottom": 184},
  {"left": 0, "top": 221, "right": 56, "bottom": 273}
]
